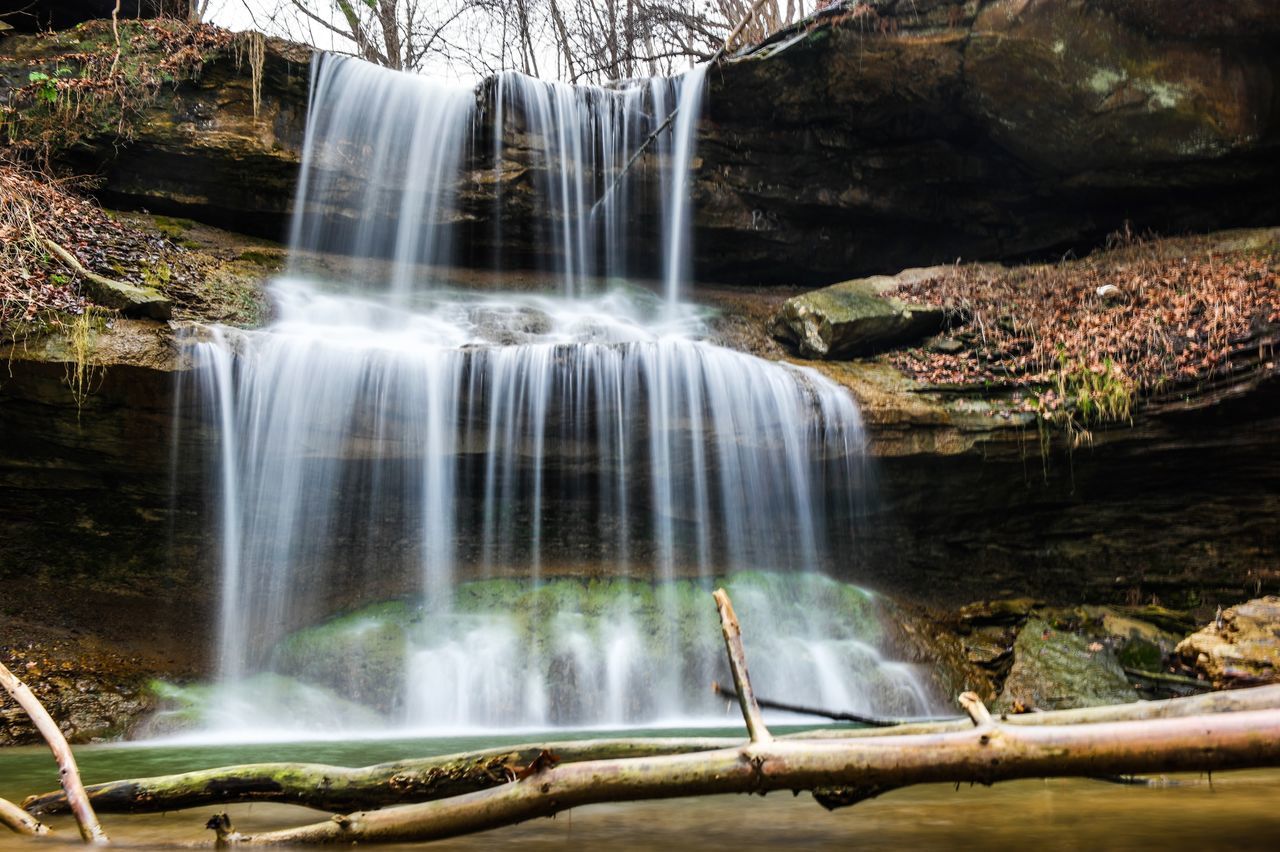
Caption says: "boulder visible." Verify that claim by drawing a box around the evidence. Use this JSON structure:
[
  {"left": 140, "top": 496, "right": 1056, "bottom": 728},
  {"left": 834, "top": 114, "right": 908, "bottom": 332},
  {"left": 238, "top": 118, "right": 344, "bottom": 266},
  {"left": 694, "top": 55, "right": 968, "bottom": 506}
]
[
  {"left": 994, "top": 618, "right": 1139, "bottom": 712},
  {"left": 772, "top": 271, "right": 946, "bottom": 358},
  {"left": 1177, "top": 596, "right": 1280, "bottom": 688}
]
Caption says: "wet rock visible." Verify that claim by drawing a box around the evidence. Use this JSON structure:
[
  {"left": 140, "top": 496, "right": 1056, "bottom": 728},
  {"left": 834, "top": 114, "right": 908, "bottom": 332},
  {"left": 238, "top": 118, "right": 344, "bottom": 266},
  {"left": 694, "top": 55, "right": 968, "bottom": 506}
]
[
  {"left": 772, "top": 275, "right": 946, "bottom": 358},
  {"left": 1097, "top": 609, "right": 1184, "bottom": 672},
  {"left": 957, "top": 597, "right": 1043, "bottom": 630},
  {"left": 0, "top": 645, "right": 159, "bottom": 746},
  {"left": 994, "top": 618, "right": 1139, "bottom": 712},
  {"left": 1177, "top": 596, "right": 1280, "bottom": 688}
]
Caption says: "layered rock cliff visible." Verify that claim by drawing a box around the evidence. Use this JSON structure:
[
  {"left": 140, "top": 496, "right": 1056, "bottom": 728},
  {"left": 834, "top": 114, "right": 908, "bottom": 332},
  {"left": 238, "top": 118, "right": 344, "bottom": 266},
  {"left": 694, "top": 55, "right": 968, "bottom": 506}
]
[{"left": 3, "top": 0, "right": 1278, "bottom": 284}]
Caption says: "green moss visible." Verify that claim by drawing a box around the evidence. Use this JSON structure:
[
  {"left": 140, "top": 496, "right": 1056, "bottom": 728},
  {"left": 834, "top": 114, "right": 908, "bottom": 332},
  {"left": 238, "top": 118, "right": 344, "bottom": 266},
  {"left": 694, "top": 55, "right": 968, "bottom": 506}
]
[
  {"left": 151, "top": 215, "right": 196, "bottom": 239},
  {"left": 140, "top": 263, "right": 173, "bottom": 289},
  {"left": 236, "top": 249, "right": 284, "bottom": 267},
  {"left": 1116, "top": 637, "right": 1162, "bottom": 670}
]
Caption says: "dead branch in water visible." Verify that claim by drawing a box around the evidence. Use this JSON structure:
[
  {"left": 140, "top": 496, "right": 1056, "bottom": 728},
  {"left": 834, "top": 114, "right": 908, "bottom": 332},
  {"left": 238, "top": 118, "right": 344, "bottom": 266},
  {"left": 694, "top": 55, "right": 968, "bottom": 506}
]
[
  {"left": 713, "top": 587, "right": 771, "bottom": 743},
  {"left": 0, "top": 798, "right": 48, "bottom": 837},
  {"left": 193, "top": 706, "right": 1280, "bottom": 845},
  {"left": 0, "top": 661, "right": 107, "bottom": 844},
  {"left": 29, "top": 684, "right": 1280, "bottom": 818},
  {"left": 712, "top": 680, "right": 922, "bottom": 726},
  {"left": 23, "top": 738, "right": 736, "bottom": 817}
]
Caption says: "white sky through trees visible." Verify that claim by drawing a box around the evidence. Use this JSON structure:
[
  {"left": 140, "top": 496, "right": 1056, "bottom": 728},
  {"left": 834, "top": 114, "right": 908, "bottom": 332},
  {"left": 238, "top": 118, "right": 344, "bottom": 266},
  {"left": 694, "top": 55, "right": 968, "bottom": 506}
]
[{"left": 205, "top": 1, "right": 813, "bottom": 83}]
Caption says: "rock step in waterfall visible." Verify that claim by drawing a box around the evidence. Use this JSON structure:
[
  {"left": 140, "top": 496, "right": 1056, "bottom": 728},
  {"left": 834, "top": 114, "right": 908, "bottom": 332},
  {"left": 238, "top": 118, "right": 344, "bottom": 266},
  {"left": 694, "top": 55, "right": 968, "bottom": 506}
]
[{"left": 175, "top": 53, "right": 936, "bottom": 736}]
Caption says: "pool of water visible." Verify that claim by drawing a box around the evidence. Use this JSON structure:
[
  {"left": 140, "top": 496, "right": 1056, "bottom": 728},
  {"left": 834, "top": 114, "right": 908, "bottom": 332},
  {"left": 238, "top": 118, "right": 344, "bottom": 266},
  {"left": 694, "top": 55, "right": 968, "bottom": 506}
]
[{"left": 2, "top": 732, "right": 1278, "bottom": 849}]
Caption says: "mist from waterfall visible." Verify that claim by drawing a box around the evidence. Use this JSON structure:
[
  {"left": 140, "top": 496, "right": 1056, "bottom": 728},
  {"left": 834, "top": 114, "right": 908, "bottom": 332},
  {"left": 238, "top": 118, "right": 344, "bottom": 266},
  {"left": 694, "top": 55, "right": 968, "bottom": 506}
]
[{"left": 178, "top": 53, "right": 933, "bottom": 737}]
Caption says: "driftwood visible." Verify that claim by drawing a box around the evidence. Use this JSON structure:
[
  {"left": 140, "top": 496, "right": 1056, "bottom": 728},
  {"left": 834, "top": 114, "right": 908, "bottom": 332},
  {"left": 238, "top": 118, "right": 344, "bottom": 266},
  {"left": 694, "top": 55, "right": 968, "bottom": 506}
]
[
  {"left": 31, "top": 684, "right": 1280, "bottom": 817},
  {"left": 803, "top": 682, "right": 1280, "bottom": 739},
  {"left": 0, "top": 798, "right": 48, "bottom": 837},
  {"left": 712, "top": 588, "right": 771, "bottom": 744},
  {"left": 196, "top": 706, "right": 1280, "bottom": 844},
  {"left": 23, "top": 738, "right": 735, "bottom": 816},
  {"left": 0, "top": 661, "right": 108, "bottom": 844}
]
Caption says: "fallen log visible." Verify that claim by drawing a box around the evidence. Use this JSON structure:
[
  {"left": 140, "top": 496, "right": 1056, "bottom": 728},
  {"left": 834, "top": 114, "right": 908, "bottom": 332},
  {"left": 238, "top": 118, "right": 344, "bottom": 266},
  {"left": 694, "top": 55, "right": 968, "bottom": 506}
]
[
  {"left": 23, "top": 738, "right": 736, "bottom": 816},
  {"left": 25, "top": 684, "right": 1280, "bottom": 817},
  {"left": 198, "top": 710, "right": 1280, "bottom": 846},
  {"left": 0, "top": 661, "right": 107, "bottom": 844},
  {"left": 803, "top": 682, "right": 1280, "bottom": 739},
  {"left": 0, "top": 798, "right": 48, "bottom": 837}
]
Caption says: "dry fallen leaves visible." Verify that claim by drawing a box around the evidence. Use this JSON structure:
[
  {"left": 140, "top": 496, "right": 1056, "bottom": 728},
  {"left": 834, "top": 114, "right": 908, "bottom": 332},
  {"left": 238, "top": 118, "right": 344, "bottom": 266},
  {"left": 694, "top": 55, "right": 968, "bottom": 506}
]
[{"left": 891, "top": 233, "right": 1280, "bottom": 402}]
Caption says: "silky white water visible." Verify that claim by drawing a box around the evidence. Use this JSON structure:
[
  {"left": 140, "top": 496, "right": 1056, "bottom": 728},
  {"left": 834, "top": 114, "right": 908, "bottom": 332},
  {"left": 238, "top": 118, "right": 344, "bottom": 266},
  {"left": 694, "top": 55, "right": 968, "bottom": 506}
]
[{"left": 177, "top": 53, "right": 933, "bottom": 737}]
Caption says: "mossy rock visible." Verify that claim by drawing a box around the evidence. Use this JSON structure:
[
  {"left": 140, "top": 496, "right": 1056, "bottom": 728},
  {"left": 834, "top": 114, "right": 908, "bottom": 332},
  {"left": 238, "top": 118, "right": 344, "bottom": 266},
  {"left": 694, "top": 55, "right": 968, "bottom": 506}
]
[
  {"left": 994, "top": 617, "right": 1139, "bottom": 712},
  {"left": 272, "top": 603, "right": 415, "bottom": 714},
  {"left": 772, "top": 276, "right": 945, "bottom": 359}
]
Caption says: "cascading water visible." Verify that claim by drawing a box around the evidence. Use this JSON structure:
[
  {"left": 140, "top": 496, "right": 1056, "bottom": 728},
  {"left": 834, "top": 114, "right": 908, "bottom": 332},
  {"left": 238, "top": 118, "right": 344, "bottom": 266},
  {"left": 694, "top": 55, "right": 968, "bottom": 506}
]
[{"left": 176, "top": 53, "right": 933, "bottom": 737}]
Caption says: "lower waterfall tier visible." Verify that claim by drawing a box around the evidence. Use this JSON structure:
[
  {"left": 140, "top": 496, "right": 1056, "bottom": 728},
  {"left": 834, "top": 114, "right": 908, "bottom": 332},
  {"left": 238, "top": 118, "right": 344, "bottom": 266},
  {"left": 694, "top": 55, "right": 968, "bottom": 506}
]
[{"left": 145, "top": 572, "right": 937, "bottom": 737}]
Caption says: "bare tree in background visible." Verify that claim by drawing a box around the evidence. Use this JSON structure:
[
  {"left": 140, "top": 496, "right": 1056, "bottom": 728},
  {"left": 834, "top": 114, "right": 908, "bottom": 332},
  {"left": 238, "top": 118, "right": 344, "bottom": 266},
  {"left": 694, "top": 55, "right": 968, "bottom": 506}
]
[
  {"left": 235, "top": 0, "right": 813, "bottom": 80},
  {"left": 243, "top": 1, "right": 472, "bottom": 71}
]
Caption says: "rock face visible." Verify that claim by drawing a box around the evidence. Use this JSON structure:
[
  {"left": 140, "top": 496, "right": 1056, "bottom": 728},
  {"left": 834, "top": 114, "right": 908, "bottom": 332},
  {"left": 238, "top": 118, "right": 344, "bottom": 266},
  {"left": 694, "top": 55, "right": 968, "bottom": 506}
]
[
  {"left": 771, "top": 269, "right": 947, "bottom": 357},
  {"left": 3, "top": 0, "right": 1279, "bottom": 284},
  {"left": 1178, "top": 597, "right": 1280, "bottom": 688}
]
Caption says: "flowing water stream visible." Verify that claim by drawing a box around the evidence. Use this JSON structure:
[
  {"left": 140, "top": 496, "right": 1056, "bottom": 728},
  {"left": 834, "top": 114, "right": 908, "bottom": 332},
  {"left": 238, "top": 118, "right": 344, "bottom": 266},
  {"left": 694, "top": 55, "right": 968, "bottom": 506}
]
[{"left": 174, "top": 53, "right": 933, "bottom": 737}]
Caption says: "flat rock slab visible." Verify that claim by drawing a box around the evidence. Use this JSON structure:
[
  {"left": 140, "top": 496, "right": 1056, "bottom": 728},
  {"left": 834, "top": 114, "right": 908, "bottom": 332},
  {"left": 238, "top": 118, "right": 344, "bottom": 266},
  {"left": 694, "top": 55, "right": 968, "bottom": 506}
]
[{"left": 772, "top": 269, "right": 947, "bottom": 358}]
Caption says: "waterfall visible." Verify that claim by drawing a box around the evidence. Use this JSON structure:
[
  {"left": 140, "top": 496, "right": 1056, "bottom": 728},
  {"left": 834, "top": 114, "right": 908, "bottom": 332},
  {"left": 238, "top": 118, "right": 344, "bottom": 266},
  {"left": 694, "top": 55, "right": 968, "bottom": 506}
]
[{"left": 178, "top": 53, "right": 933, "bottom": 736}]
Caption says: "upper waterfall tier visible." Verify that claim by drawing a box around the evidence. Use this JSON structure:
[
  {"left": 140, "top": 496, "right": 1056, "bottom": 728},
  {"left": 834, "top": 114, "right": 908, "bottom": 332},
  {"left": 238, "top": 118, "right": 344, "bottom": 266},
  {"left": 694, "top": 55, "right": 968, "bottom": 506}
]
[{"left": 290, "top": 54, "right": 706, "bottom": 301}]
